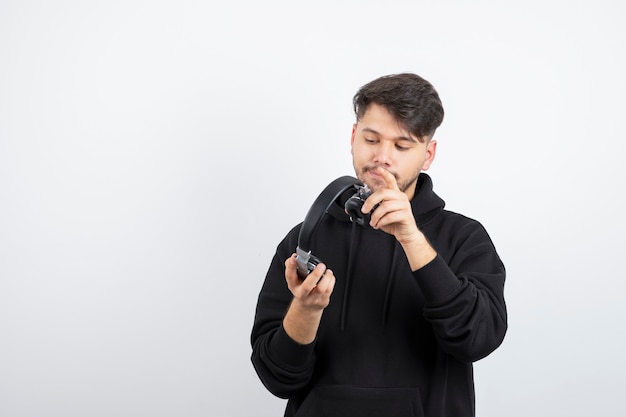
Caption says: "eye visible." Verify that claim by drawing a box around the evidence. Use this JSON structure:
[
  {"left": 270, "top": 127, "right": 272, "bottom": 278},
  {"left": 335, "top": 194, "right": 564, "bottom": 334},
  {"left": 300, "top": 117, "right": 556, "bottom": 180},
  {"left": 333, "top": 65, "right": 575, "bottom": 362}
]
[
  {"left": 364, "top": 137, "right": 377, "bottom": 144},
  {"left": 395, "top": 144, "right": 410, "bottom": 151}
]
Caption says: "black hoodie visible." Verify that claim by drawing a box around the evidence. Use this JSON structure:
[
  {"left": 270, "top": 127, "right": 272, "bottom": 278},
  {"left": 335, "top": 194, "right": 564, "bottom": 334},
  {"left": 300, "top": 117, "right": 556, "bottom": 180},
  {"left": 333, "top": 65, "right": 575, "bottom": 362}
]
[{"left": 251, "top": 173, "right": 507, "bottom": 417}]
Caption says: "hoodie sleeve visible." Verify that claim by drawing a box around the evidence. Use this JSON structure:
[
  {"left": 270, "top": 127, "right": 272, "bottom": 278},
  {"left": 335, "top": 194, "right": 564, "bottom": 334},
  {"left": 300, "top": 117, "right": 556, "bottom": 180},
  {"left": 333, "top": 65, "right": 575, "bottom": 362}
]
[
  {"left": 413, "top": 219, "right": 507, "bottom": 363},
  {"left": 250, "top": 228, "right": 317, "bottom": 398}
]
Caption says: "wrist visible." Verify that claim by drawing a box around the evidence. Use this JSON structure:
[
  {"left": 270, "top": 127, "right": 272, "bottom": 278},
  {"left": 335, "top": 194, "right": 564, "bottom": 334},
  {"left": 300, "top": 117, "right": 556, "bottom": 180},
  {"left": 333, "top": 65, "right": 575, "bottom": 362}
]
[
  {"left": 400, "top": 233, "right": 437, "bottom": 271},
  {"left": 283, "top": 299, "right": 324, "bottom": 345},
  {"left": 397, "top": 227, "right": 428, "bottom": 248}
]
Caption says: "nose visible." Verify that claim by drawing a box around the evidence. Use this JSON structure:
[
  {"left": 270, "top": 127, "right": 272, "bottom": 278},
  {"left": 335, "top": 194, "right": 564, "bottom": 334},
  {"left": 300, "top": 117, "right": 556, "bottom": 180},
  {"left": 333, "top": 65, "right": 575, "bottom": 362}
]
[{"left": 373, "top": 141, "right": 393, "bottom": 166}]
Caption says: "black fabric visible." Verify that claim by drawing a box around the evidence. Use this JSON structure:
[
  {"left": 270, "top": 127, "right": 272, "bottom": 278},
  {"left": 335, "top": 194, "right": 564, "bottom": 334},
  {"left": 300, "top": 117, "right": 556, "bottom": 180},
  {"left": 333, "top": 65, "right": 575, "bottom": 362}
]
[{"left": 250, "top": 173, "right": 507, "bottom": 417}]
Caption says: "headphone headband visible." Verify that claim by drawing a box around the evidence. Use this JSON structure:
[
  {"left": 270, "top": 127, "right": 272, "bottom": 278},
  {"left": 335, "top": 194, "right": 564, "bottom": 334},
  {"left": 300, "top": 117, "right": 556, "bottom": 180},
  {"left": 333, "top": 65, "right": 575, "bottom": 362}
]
[{"left": 295, "top": 175, "right": 362, "bottom": 277}]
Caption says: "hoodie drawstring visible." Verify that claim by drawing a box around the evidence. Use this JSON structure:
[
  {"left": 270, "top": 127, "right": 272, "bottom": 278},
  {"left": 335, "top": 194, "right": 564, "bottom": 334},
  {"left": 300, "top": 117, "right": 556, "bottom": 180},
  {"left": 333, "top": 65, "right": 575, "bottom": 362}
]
[
  {"left": 340, "top": 221, "right": 360, "bottom": 331},
  {"left": 339, "top": 225, "right": 399, "bottom": 331},
  {"left": 381, "top": 242, "right": 398, "bottom": 330}
]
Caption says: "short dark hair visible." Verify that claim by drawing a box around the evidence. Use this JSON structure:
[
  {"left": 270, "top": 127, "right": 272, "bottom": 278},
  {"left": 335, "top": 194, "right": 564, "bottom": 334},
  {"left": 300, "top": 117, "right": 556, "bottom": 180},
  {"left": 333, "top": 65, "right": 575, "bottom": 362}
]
[{"left": 353, "top": 73, "right": 444, "bottom": 142}]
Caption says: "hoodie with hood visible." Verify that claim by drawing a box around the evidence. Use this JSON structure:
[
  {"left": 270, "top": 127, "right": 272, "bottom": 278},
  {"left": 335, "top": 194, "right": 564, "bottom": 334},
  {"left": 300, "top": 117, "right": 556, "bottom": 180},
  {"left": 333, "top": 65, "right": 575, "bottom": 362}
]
[{"left": 251, "top": 173, "right": 507, "bottom": 417}]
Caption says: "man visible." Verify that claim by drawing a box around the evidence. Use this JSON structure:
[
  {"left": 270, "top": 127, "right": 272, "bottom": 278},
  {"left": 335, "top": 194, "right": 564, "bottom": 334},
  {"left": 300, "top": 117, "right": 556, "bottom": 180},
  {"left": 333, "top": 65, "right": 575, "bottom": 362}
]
[{"left": 251, "top": 73, "right": 507, "bottom": 417}]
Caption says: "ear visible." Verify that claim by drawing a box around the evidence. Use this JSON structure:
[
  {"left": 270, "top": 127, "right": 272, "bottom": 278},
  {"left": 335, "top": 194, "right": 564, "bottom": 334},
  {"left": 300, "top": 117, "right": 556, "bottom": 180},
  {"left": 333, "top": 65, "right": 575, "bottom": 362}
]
[
  {"left": 421, "top": 140, "right": 437, "bottom": 171},
  {"left": 350, "top": 124, "right": 357, "bottom": 155}
]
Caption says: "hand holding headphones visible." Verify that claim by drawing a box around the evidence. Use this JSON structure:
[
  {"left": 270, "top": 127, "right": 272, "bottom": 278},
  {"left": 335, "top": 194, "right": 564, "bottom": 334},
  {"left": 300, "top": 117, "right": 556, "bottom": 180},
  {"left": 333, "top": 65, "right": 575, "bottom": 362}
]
[{"left": 295, "top": 176, "right": 375, "bottom": 278}]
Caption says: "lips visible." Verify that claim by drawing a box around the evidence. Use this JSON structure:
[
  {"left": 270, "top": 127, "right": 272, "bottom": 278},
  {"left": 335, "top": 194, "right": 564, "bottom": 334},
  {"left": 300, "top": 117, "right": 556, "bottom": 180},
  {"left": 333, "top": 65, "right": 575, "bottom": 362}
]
[
  {"left": 366, "top": 168, "right": 381, "bottom": 178},
  {"left": 363, "top": 169, "right": 386, "bottom": 189},
  {"left": 365, "top": 166, "right": 394, "bottom": 180},
  {"left": 364, "top": 165, "right": 382, "bottom": 175}
]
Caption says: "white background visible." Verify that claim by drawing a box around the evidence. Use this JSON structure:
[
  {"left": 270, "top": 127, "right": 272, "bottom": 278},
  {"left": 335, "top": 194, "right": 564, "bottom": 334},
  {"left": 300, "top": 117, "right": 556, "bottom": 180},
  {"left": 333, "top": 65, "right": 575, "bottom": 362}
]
[{"left": 1, "top": 1, "right": 625, "bottom": 416}]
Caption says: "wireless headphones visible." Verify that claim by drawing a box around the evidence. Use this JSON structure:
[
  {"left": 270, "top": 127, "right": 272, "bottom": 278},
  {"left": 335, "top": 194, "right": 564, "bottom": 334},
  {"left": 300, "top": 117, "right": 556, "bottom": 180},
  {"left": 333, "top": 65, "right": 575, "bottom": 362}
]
[{"left": 295, "top": 175, "right": 373, "bottom": 278}]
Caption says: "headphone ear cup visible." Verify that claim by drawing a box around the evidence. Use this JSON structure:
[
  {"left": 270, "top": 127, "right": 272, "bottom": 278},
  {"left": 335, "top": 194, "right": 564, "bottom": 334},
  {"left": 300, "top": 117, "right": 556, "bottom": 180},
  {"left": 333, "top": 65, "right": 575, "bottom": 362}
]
[{"left": 344, "top": 196, "right": 364, "bottom": 224}]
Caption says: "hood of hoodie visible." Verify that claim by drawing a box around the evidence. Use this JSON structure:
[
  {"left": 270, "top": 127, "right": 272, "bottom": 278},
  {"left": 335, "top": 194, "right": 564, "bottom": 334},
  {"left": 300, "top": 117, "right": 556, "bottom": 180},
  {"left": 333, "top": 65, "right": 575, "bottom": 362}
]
[{"left": 322, "top": 172, "right": 446, "bottom": 330}]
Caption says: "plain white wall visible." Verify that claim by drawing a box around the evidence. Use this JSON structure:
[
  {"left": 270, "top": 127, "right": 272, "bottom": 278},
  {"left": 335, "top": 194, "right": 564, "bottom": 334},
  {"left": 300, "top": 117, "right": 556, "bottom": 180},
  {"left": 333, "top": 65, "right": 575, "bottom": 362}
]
[{"left": 1, "top": 1, "right": 625, "bottom": 416}]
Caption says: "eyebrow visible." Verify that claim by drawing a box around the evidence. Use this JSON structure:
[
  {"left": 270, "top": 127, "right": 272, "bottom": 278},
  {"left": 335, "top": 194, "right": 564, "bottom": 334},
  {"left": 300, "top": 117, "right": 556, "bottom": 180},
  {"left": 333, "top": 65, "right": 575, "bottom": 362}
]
[{"left": 361, "top": 127, "right": 418, "bottom": 143}]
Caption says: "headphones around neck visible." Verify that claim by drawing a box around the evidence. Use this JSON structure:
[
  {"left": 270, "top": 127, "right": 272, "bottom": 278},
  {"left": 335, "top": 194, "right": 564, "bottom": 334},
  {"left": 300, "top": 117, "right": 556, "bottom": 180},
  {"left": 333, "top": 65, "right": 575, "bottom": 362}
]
[{"left": 295, "top": 175, "right": 373, "bottom": 278}]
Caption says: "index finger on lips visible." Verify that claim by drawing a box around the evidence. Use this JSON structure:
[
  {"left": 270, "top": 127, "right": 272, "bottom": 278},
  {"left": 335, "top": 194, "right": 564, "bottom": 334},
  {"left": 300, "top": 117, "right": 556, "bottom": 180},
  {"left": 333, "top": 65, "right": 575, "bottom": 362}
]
[{"left": 379, "top": 167, "right": 399, "bottom": 190}]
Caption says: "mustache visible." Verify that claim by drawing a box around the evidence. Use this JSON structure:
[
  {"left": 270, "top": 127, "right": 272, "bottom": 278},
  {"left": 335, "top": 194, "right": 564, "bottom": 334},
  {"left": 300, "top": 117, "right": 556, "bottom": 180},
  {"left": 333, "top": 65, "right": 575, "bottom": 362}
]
[{"left": 362, "top": 165, "right": 398, "bottom": 180}]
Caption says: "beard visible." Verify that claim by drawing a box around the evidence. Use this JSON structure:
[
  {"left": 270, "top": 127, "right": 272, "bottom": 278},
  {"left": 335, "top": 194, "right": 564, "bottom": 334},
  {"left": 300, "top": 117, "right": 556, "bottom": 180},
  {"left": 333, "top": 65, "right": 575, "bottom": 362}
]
[{"left": 357, "top": 164, "right": 420, "bottom": 194}]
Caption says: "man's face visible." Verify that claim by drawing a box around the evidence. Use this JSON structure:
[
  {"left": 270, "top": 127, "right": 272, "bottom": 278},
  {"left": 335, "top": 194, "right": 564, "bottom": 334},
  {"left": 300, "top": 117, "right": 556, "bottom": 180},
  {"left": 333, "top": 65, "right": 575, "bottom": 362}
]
[{"left": 351, "top": 103, "right": 436, "bottom": 200}]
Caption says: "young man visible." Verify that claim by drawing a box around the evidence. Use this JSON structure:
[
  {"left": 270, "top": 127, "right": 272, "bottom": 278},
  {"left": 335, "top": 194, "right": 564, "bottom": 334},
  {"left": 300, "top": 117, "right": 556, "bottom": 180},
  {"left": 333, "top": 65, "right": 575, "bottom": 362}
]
[{"left": 251, "top": 73, "right": 507, "bottom": 417}]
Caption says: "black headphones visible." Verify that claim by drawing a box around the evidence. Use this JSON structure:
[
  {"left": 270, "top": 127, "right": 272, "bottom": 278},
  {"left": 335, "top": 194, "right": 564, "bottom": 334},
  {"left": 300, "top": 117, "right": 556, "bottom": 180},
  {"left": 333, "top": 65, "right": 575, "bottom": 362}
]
[{"left": 295, "top": 176, "right": 374, "bottom": 278}]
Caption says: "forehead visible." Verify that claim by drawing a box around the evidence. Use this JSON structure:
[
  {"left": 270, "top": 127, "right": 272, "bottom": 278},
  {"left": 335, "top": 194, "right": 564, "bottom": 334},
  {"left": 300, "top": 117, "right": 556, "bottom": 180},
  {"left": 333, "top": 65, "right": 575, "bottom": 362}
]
[{"left": 358, "top": 104, "right": 417, "bottom": 142}]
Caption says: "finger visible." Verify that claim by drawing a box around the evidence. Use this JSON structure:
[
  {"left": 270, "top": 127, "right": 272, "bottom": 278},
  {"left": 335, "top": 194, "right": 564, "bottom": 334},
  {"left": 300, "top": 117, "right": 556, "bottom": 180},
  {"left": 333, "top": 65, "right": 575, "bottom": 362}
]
[
  {"left": 371, "top": 209, "right": 403, "bottom": 229},
  {"left": 369, "top": 199, "right": 405, "bottom": 228},
  {"left": 315, "top": 268, "right": 336, "bottom": 294},
  {"left": 378, "top": 167, "right": 400, "bottom": 190},
  {"left": 363, "top": 186, "right": 395, "bottom": 214},
  {"left": 302, "top": 262, "right": 327, "bottom": 291},
  {"left": 285, "top": 253, "right": 298, "bottom": 275},
  {"left": 284, "top": 254, "right": 301, "bottom": 288}
]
